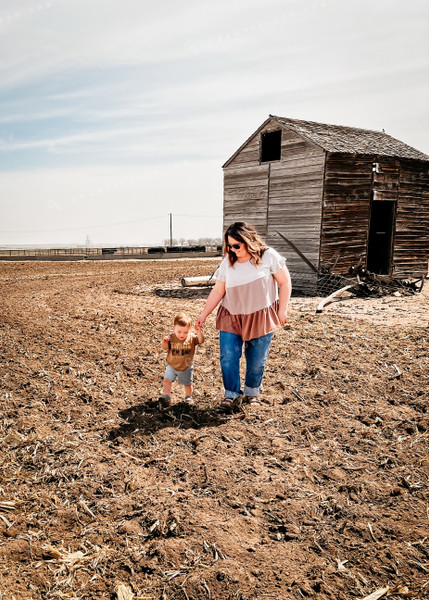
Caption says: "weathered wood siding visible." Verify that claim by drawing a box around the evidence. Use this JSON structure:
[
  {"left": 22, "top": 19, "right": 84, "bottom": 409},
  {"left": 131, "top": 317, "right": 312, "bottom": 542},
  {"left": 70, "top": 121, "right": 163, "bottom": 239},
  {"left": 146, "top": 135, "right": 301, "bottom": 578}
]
[
  {"left": 372, "top": 158, "right": 400, "bottom": 202},
  {"left": 223, "top": 122, "right": 325, "bottom": 273},
  {"left": 369, "top": 158, "right": 400, "bottom": 275},
  {"left": 394, "top": 159, "right": 429, "bottom": 277},
  {"left": 266, "top": 129, "right": 325, "bottom": 274},
  {"left": 321, "top": 155, "right": 429, "bottom": 277},
  {"left": 223, "top": 129, "right": 270, "bottom": 238},
  {"left": 223, "top": 119, "right": 429, "bottom": 281},
  {"left": 320, "top": 154, "right": 373, "bottom": 272},
  {"left": 223, "top": 165, "right": 269, "bottom": 238}
]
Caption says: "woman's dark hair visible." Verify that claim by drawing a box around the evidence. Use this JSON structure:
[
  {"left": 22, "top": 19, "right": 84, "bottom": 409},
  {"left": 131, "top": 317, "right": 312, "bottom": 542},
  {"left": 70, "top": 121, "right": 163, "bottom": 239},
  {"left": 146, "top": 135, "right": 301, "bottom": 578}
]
[{"left": 223, "top": 222, "right": 265, "bottom": 266}]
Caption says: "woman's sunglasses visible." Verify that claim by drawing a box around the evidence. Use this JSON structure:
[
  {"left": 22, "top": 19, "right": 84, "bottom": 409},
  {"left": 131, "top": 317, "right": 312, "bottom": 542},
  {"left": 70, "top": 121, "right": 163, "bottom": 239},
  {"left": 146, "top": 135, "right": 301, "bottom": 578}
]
[{"left": 227, "top": 243, "right": 241, "bottom": 250}]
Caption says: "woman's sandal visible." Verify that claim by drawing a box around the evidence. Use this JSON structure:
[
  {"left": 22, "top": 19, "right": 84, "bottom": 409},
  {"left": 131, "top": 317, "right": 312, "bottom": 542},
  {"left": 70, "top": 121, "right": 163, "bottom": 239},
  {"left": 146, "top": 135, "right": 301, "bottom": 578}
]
[
  {"left": 220, "top": 398, "right": 234, "bottom": 407},
  {"left": 221, "top": 398, "right": 236, "bottom": 409},
  {"left": 245, "top": 396, "right": 262, "bottom": 407}
]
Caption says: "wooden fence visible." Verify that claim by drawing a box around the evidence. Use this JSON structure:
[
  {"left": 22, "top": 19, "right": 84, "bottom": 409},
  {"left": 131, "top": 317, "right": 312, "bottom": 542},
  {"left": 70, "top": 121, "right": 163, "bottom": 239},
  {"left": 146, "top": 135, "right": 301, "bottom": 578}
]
[{"left": 0, "top": 246, "right": 222, "bottom": 261}]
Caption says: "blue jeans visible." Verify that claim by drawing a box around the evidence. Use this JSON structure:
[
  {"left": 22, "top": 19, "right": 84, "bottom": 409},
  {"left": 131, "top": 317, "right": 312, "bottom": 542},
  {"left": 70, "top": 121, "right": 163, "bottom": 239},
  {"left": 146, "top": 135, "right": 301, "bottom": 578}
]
[{"left": 219, "top": 331, "right": 274, "bottom": 399}]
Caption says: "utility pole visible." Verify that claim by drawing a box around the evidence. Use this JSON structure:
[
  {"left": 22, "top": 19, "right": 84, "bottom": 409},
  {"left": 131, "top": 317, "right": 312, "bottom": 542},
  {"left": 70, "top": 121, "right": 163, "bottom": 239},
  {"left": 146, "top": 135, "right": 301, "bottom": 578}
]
[{"left": 169, "top": 213, "right": 173, "bottom": 246}]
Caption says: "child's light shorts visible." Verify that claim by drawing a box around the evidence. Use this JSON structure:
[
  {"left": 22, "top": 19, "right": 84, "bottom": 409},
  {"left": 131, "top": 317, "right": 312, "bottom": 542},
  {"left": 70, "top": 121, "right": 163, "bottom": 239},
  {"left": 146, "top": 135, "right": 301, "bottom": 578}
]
[{"left": 164, "top": 364, "right": 193, "bottom": 386}]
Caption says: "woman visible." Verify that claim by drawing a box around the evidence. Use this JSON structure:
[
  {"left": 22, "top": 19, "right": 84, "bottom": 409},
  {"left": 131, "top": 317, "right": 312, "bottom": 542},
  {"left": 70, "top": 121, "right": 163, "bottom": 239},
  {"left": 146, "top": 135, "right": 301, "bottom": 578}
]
[{"left": 195, "top": 222, "right": 291, "bottom": 408}]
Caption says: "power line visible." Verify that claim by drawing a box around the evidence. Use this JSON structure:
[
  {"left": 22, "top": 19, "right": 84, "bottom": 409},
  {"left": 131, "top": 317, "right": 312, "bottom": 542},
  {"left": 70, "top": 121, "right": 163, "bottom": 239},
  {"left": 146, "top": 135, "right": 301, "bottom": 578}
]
[
  {"left": 0, "top": 213, "right": 221, "bottom": 235},
  {"left": 174, "top": 214, "right": 220, "bottom": 218},
  {"left": 0, "top": 213, "right": 221, "bottom": 233},
  {"left": 0, "top": 214, "right": 167, "bottom": 234}
]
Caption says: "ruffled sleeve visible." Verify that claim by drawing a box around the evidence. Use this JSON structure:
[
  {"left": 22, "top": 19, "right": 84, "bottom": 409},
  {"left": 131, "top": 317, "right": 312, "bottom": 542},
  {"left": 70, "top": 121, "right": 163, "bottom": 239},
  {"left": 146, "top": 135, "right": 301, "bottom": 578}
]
[
  {"left": 214, "top": 256, "right": 228, "bottom": 282},
  {"left": 265, "top": 247, "right": 286, "bottom": 274}
]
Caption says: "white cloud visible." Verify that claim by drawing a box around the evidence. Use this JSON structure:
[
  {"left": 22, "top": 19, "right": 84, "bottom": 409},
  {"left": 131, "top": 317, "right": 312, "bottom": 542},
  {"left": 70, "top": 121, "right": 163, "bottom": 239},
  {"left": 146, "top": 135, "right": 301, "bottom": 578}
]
[{"left": 0, "top": 0, "right": 428, "bottom": 245}]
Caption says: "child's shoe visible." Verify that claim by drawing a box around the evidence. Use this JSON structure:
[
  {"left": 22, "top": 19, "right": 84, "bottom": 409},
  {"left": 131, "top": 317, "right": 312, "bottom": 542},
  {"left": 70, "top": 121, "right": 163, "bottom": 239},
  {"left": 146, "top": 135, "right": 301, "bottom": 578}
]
[
  {"left": 184, "top": 396, "right": 194, "bottom": 405},
  {"left": 159, "top": 394, "right": 172, "bottom": 408}
]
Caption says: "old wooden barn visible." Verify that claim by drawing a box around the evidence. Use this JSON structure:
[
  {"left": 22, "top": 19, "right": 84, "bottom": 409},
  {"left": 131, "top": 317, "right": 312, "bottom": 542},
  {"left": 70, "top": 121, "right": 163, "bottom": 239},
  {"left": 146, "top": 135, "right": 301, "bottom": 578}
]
[{"left": 223, "top": 116, "right": 429, "bottom": 285}]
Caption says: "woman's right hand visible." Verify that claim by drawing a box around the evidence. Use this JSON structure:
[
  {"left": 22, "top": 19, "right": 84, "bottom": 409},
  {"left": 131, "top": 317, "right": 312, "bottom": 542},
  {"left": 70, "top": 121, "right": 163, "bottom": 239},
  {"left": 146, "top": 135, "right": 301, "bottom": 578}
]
[
  {"left": 195, "top": 315, "right": 205, "bottom": 330},
  {"left": 194, "top": 281, "right": 226, "bottom": 332}
]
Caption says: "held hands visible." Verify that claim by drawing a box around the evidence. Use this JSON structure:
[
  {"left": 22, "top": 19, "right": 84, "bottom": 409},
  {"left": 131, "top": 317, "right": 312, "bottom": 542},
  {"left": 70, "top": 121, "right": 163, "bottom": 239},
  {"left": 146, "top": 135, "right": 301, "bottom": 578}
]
[
  {"left": 194, "top": 321, "right": 205, "bottom": 344},
  {"left": 195, "top": 316, "right": 205, "bottom": 331}
]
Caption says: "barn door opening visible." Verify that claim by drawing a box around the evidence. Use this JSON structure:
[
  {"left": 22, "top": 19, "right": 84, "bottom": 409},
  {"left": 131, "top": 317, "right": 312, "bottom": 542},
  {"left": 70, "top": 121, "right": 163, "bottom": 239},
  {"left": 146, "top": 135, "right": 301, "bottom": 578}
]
[{"left": 367, "top": 200, "right": 395, "bottom": 274}]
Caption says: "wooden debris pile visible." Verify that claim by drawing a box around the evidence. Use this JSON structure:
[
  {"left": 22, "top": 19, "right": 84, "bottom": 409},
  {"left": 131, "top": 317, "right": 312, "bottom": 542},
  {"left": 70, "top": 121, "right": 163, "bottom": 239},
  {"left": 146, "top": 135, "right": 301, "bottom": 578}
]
[
  {"left": 348, "top": 267, "right": 425, "bottom": 298},
  {"left": 316, "top": 268, "right": 425, "bottom": 313}
]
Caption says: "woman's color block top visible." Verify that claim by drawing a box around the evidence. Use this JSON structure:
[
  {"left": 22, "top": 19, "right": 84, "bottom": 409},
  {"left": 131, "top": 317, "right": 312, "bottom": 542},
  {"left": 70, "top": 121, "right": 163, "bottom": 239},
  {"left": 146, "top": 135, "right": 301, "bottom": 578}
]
[{"left": 215, "top": 247, "right": 286, "bottom": 341}]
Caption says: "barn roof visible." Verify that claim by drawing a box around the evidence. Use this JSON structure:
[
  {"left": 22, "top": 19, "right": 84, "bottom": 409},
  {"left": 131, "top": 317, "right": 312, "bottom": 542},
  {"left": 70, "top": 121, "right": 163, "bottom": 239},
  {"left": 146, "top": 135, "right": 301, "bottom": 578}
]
[
  {"left": 272, "top": 116, "right": 429, "bottom": 161},
  {"left": 223, "top": 116, "right": 429, "bottom": 166}
]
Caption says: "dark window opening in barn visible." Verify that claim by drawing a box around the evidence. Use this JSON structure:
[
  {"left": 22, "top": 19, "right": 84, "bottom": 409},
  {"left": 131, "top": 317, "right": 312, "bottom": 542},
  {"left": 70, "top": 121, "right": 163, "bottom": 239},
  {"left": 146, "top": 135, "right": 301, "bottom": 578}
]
[
  {"left": 260, "top": 130, "right": 282, "bottom": 162},
  {"left": 367, "top": 200, "right": 395, "bottom": 274}
]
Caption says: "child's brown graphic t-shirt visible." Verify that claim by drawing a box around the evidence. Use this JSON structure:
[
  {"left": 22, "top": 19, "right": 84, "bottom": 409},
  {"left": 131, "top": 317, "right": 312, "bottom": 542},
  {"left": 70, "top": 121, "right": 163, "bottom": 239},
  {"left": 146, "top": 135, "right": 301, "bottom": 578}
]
[{"left": 166, "top": 333, "right": 200, "bottom": 371}]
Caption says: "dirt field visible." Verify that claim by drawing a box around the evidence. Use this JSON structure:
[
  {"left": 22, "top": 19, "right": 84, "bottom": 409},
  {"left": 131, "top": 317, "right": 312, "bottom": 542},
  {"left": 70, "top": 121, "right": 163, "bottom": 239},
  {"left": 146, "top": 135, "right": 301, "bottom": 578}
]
[{"left": 0, "top": 259, "right": 428, "bottom": 600}]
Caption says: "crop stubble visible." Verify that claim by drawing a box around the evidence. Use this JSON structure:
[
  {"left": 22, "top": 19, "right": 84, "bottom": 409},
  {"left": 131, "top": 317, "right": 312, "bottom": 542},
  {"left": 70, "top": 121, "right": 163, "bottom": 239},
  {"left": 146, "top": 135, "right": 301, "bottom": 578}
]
[{"left": 0, "top": 259, "right": 428, "bottom": 600}]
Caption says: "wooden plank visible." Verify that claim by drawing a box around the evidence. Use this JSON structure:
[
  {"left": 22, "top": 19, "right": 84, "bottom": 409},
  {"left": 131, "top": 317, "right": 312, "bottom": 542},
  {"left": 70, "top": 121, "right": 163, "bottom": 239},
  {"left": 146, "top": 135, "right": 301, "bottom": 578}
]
[
  {"left": 392, "top": 158, "right": 429, "bottom": 276},
  {"left": 224, "top": 126, "right": 325, "bottom": 266},
  {"left": 320, "top": 154, "right": 374, "bottom": 271},
  {"left": 266, "top": 142, "right": 324, "bottom": 268}
]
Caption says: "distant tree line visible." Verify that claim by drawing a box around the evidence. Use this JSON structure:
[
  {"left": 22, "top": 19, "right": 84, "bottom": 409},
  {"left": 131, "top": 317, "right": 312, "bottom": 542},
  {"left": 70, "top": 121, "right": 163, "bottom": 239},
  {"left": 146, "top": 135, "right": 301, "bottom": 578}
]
[{"left": 163, "top": 237, "right": 222, "bottom": 247}]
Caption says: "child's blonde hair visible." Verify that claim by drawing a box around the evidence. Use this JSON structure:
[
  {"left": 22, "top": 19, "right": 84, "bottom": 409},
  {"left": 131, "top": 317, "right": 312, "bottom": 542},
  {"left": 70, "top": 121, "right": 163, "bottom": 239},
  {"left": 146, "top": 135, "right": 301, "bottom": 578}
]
[{"left": 174, "top": 312, "right": 193, "bottom": 328}]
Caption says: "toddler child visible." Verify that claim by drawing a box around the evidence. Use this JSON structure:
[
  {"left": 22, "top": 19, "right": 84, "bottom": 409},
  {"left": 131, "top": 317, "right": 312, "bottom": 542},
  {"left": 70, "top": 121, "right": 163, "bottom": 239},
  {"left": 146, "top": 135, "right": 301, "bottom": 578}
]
[{"left": 160, "top": 312, "right": 204, "bottom": 407}]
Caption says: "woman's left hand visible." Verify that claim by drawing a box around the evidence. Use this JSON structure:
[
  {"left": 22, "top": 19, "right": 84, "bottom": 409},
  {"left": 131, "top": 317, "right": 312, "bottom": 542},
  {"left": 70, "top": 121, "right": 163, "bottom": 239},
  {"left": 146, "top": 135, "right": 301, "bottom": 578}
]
[
  {"left": 278, "top": 312, "right": 288, "bottom": 326},
  {"left": 273, "top": 266, "right": 292, "bottom": 327}
]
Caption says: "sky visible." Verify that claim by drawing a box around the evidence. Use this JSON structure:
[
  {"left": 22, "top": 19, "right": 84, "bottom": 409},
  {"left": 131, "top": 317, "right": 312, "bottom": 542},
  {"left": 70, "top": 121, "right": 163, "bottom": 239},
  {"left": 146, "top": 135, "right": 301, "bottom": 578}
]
[{"left": 0, "top": 0, "right": 428, "bottom": 247}]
